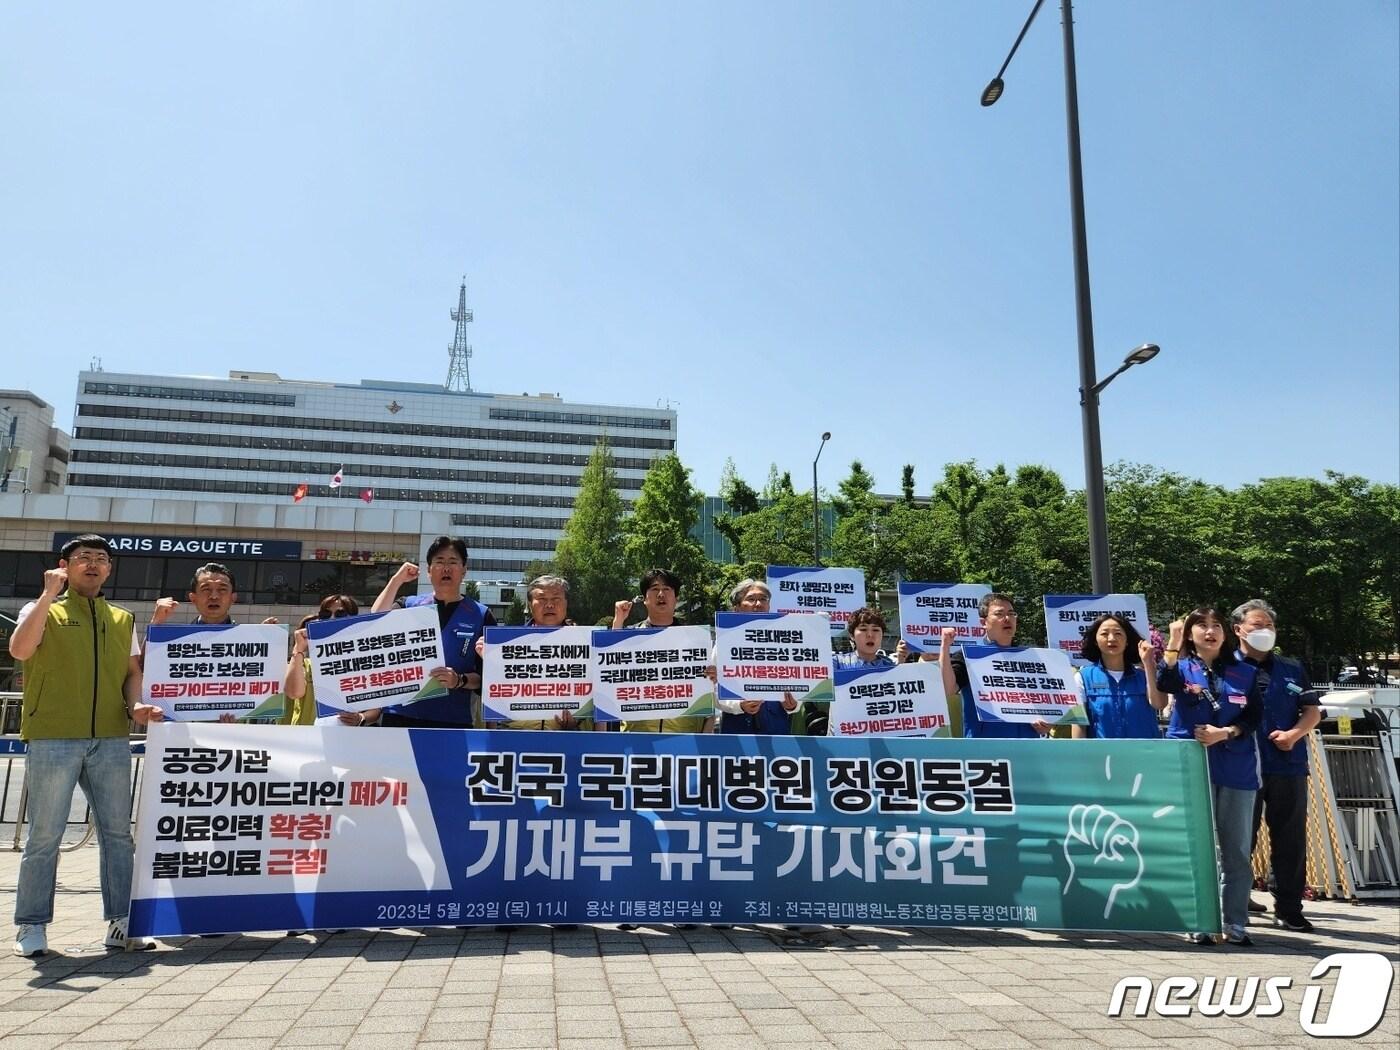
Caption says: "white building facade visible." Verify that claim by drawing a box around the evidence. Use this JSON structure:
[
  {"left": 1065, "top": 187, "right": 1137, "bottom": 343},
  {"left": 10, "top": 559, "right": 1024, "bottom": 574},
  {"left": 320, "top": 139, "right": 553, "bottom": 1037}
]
[{"left": 63, "top": 369, "right": 676, "bottom": 582}]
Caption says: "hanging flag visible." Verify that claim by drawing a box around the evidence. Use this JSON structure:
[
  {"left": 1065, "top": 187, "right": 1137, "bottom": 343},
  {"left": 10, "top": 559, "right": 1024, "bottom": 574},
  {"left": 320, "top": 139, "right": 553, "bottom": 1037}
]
[
  {"left": 292, "top": 483, "right": 308, "bottom": 503},
  {"left": 329, "top": 467, "right": 344, "bottom": 490},
  {"left": 360, "top": 488, "right": 374, "bottom": 504}
]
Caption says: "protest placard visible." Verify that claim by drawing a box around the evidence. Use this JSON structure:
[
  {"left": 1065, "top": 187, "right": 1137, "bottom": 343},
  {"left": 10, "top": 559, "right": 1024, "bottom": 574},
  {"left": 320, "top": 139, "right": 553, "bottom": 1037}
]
[
  {"left": 591, "top": 626, "right": 714, "bottom": 723},
  {"left": 144, "top": 623, "right": 289, "bottom": 721},
  {"left": 830, "top": 660, "right": 952, "bottom": 738},
  {"left": 481, "top": 625, "right": 595, "bottom": 722},
  {"left": 130, "top": 724, "right": 1220, "bottom": 937},
  {"left": 897, "top": 582, "right": 993, "bottom": 653},
  {"left": 962, "top": 645, "right": 1088, "bottom": 726},
  {"left": 1043, "top": 594, "right": 1151, "bottom": 665},
  {"left": 715, "top": 612, "right": 833, "bottom": 706},
  {"left": 307, "top": 605, "right": 446, "bottom": 712},
  {"left": 767, "top": 565, "right": 866, "bottom": 634}
]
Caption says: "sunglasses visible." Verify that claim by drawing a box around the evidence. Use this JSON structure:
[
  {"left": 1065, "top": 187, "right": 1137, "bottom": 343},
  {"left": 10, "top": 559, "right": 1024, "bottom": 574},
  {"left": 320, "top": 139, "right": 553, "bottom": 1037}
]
[{"left": 317, "top": 609, "right": 352, "bottom": 620}]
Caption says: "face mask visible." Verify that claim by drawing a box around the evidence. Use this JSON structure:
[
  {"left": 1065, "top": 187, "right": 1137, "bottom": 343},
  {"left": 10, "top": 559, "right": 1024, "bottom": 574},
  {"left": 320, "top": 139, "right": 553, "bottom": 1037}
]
[{"left": 1245, "top": 628, "right": 1276, "bottom": 652}]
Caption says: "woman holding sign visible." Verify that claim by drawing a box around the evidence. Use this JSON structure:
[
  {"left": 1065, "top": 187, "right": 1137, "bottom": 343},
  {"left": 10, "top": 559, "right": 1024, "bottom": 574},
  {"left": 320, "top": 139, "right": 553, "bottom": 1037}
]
[
  {"left": 1071, "top": 614, "right": 1166, "bottom": 739},
  {"left": 1157, "top": 606, "right": 1263, "bottom": 947}
]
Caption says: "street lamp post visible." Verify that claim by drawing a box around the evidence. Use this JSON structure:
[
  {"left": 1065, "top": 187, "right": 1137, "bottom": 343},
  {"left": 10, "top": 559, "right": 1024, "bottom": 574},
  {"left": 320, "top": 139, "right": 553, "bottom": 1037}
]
[
  {"left": 813, "top": 432, "right": 831, "bottom": 565},
  {"left": 981, "top": 0, "right": 1156, "bottom": 593}
]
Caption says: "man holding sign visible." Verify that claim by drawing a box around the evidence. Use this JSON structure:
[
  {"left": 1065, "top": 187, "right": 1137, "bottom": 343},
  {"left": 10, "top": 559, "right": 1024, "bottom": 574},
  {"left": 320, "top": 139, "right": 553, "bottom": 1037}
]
[
  {"left": 939, "top": 593, "right": 1048, "bottom": 738},
  {"left": 371, "top": 537, "right": 494, "bottom": 728}
]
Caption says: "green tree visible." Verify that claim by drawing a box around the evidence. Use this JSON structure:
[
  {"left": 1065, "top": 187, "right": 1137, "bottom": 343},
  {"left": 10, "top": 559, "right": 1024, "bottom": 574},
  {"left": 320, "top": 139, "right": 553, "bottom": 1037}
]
[
  {"left": 552, "top": 439, "right": 631, "bottom": 625},
  {"left": 901, "top": 464, "right": 916, "bottom": 506},
  {"left": 623, "top": 453, "right": 712, "bottom": 621},
  {"left": 718, "top": 457, "right": 761, "bottom": 515},
  {"left": 503, "top": 595, "right": 527, "bottom": 626},
  {"left": 831, "top": 460, "right": 885, "bottom": 595},
  {"left": 717, "top": 489, "right": 818, "bottom": 569}
]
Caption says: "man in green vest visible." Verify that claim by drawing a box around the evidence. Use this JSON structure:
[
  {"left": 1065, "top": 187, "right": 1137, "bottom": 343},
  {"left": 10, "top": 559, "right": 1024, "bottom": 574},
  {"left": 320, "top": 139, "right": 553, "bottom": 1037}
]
[{"left": 9, "top": 534, "right": 163, "bottom": 958}]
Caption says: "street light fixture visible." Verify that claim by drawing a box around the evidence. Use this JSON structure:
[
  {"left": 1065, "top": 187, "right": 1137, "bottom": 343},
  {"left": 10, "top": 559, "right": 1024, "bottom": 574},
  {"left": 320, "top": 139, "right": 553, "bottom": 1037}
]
[
  {"left": 1087, "top": 343, "right": 1161, "bottom": 400},
  {"left": 981, "top": 0, "right": 1140, "bottom": 593},
  {"left": 813, "top": 432, "right": 831, "bottom": 565}
]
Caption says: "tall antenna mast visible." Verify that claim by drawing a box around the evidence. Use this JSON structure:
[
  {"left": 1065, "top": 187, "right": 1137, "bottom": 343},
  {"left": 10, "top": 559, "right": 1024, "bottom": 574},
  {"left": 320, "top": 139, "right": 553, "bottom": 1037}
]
[{"left": 446, "top": 276, "right": 474, "bottom": 392}]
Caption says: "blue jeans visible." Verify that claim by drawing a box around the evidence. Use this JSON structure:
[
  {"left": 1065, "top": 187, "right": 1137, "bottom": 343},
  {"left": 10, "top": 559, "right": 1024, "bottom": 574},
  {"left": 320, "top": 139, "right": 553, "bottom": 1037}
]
[
  {"left": 1212, "top": 783, "right": 1257, "bottom": 936},
  {"left": 15, "top": 737, "right": 134, "bottom": 926}
]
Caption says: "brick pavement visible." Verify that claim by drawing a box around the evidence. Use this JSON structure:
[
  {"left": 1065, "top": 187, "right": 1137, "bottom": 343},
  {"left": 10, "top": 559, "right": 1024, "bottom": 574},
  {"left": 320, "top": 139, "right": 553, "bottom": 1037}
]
[{"left": 0, "top": 843, "right": 1395, "bottom": 1050}]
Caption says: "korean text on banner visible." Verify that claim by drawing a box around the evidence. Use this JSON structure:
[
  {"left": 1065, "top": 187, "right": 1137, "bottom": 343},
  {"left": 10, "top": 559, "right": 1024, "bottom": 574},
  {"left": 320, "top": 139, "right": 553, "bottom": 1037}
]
[
  {"left": 898, "top": 582, "right": 993, "bottom": 653},
  {"left": 1043, "top": 594, "right": 1151, "bottom": 666},
  {"left": 307, "top": 605, "right": 446, "bottom": 712},
  {"left": 831, "top": 660, "right": 952, "bottom": 738},
  {"left": 767, "top": 565, "right": 866, "bottom": 634},
  {"left": 591, "top": 625, "right": 714, "bottom": 723},
  {"left": 144, "top": 623, "right": 289, "bottom": 721},
  {"left": 482, "top": 625, "right": 594, "bottom": 722},
  {"left": 128, "top": 725, "right": 1220, "bottom": 937},
  {"left": 963, "top": 645, "right": 1088, "bottom": 726},
  {"left": 715, "top": 612, "right": 833, "bottom": 706}
]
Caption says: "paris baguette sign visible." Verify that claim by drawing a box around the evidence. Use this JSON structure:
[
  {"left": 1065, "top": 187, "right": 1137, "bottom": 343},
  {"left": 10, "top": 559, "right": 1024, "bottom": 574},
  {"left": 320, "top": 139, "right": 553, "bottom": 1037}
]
[{"left": 53, "top": 531, "right": 302, "bottom": 561}]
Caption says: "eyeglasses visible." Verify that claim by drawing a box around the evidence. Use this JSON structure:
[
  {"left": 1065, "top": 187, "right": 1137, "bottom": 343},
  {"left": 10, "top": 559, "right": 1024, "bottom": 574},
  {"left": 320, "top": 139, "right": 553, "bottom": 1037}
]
[
  {"left": 68, "top": 553, "right": 111, "bottom": 566},
  {"left": 318, "top": 608, "right": 352, "bottom": 620}
]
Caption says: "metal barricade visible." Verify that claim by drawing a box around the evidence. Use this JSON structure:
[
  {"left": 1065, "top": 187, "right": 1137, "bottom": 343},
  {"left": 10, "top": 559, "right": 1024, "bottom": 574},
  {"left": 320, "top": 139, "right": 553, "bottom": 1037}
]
[
  {"left": 1311, "top": 688, "right": 1400, "bottom": 898},
  {"left": 2, "top": 690, "right": 149, "bottom": 852}
]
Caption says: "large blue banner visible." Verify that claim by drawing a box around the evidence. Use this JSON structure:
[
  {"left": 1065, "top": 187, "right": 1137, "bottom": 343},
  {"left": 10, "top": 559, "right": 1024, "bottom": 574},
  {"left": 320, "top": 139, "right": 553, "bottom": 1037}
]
[{"left": 129, "top": 724, "right": 1220, "bottom": 936}]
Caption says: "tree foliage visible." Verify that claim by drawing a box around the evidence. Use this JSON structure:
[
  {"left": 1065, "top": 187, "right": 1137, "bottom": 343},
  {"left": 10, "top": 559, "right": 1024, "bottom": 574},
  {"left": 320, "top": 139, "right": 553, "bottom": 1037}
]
[
  {"left": 551, "top": 439, "right": 631, "bottom": 625},
  {"left": 623, "top": 453, "right": 713, "bottom": 621}
]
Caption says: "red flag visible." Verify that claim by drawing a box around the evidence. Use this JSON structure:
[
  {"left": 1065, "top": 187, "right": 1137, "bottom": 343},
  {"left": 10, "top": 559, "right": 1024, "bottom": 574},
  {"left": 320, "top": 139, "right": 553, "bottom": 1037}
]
[
  {"left": 360, "top": 488, "right": 374, "bottom": 504},
  {"left": 329, "top": 467, "right": 344, "bottom": 489},
  {"left": 292, "top": 483, "right": 308, "bottom": 503}
]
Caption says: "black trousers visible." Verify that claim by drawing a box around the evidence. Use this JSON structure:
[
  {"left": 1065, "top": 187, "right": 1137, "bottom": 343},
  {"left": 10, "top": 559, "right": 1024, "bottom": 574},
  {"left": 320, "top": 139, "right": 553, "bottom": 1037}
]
[{"left": 1251, "top": 773, "right": 1309, "bottom": 919}]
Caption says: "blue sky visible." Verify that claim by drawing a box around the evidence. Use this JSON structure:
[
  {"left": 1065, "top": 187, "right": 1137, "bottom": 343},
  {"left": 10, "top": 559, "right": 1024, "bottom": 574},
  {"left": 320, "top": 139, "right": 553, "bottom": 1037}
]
[{"left": 2, "top": 2, "right": 1396, "bottom": 497}]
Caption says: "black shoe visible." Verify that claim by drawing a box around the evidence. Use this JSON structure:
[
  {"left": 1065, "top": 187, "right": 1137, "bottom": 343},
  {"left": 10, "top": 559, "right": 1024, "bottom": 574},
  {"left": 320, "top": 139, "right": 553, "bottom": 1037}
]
[
  {"left": 1188, "top": 932, "right": 1215, "bottom": 945},
  {"left": 674, "top": 924, "right": 697, "bottom": 930},
  {"left": 1274, "top": 914, "right": 1315, "bottom": 933},
  {"left": 617, "top": 923, "right": 639, "bottom": 931},
  {"left": 1224, "top": 931, "right": 1254, "bottom": 947},
  {"left": 1247, "top": 898, "right": 1268, "bottom": 914}
]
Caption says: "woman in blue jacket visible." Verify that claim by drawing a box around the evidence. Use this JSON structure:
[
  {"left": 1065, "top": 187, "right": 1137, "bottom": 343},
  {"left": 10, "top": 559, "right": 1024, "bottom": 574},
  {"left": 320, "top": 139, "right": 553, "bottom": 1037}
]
[
  {"left": 1072, "top": 614, "right": 1165, "bottom": 739},
  {"left": 1157, "top": 605, "right": 1264, "bottom": 947}
]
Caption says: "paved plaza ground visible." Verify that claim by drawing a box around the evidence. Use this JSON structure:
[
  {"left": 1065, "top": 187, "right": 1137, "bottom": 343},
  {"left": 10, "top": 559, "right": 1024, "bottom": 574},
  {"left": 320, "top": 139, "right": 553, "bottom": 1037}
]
[{"left": 0, "top": 843, "right": 1396, "bottom": 1050}]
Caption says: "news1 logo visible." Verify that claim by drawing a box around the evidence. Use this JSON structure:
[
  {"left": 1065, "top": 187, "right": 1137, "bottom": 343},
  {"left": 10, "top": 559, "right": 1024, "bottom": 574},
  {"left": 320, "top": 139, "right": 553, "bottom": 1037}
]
[{"left": 1107, "top": 952, "right": 1395, "bottom": 1037}]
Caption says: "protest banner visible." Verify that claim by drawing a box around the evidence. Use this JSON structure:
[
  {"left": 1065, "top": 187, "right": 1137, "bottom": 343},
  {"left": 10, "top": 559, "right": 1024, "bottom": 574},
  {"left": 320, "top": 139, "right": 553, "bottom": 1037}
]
[
  {"left": 306, "top": 605, "right": 446, "bottom": 712},
  {"left": 143, "top": 623, "right": 290, "bottom": 721},
  {"left": 715, "top": 612, "right": 834, "bottom": 707},
  {"left": 1043, "top": 594, "right": 1151, "bottom": 665},
  {"left": 129, "top": 723, "right": 1220, "bottom": 936},
  {"left": 481, "top": 625, "right": 595, "bottom": 722},
  {"left": 591, "top": 626, "right": 714, "bottom": 724},
  {"left": 898, "top": 582, "right": 993, "bottom": 653},
  {"left": 962, "top": 645, "right": 1088, "bottom": 726},
  {"left": 831, "top": 661, "right": 952, "bottom": 738},
  {"left": 767, "top": 565, "right": 866, "bottom": 634}
]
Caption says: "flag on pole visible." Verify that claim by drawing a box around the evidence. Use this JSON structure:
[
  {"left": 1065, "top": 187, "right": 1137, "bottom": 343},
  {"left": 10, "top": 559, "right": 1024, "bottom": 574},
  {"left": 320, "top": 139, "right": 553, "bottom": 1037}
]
[
  {"left": 329, "top": 467, "right": 344, "bottom": 490},
  {"left": 360, "top": 488, "right": 374, "bottom": 504},
  {"left": 292, "top": 483, "right": 308, "bottom": 503}
]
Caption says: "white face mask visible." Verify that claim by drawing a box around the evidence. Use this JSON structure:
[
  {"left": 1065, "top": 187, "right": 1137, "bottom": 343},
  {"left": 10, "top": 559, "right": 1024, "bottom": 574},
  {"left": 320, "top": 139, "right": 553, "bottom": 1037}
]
[{"left": 1245, "top": 627, "right": 1276, "bottom": 652}]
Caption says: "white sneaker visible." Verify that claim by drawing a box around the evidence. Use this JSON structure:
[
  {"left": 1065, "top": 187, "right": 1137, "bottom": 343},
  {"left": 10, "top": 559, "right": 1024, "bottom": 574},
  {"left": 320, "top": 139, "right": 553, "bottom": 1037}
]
[
  {"left": 13, "top": 924, "right": 47, "bottom": 957},
  {"left": 104, "top": 917, "right": 156, "bottom": 952}
]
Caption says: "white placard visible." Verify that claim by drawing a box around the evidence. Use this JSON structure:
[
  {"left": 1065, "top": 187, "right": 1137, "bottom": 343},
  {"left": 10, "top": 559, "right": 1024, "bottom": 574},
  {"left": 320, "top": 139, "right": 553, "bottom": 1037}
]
[
  {"left": 767, "top": 565, "right": 866, "bottom": 634},
  {"left": 830, "top": 660, "right": 952, "bottom": 738},
  {"left": 714, "top": 612, "right": 834, "bottom": 705},
  {"left": 481, "top": 625, "right": 595, "bottom": 721},
  {"left": 591, "top": 625, "right": 714, "bottom": 723},
  {"left": 307, "top": 605, "right": 446, "bottom": 711},
  {"left": 897, "top": 582, "right": 993, "bottom": 653},
  {"left": 1043, "top": 594, "right": 1151, "bottom": 666},
  {"left": 962, "top": 645, "right": 1087, "bottom": 726},
  {"left": 144, "top": 623, "right": 289, "bottom": 721}
]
